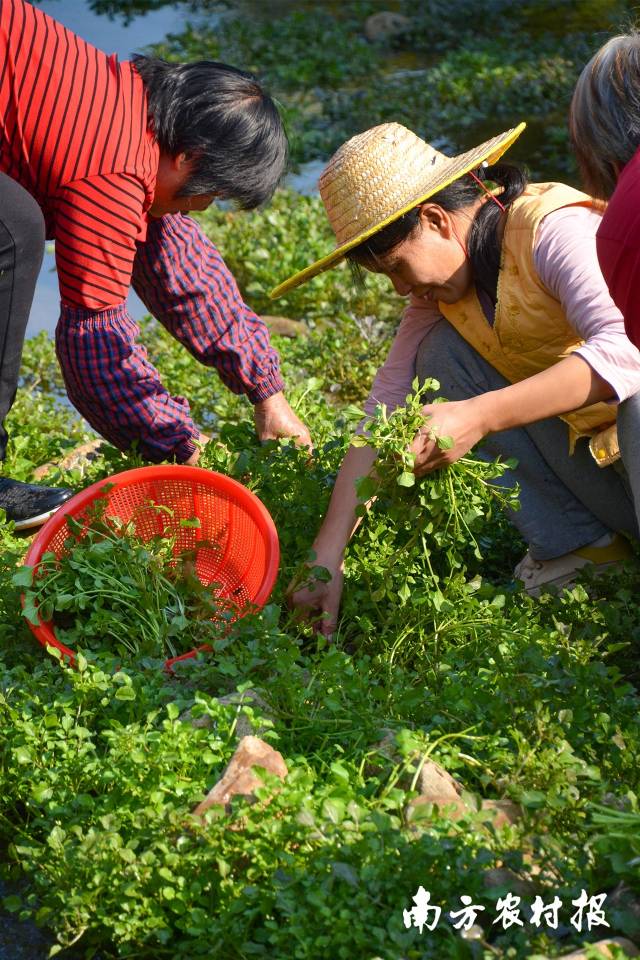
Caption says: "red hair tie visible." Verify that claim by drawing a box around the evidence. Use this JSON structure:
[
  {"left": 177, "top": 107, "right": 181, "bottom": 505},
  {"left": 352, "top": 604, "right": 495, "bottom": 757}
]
[{"left": 468, "top": 167, "right": 506, "bottom": 212}]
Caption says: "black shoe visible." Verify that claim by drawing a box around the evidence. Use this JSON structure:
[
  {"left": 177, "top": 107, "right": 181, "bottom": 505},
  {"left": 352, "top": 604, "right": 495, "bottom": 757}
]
[{"left": 0, "top": 477, "right": 74, "bottom": 530}]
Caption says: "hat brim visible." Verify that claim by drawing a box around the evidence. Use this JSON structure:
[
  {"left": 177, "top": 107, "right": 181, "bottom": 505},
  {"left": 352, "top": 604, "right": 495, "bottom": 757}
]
[{"left": 270, "top": 122, "right": 526, "bottom": 299}]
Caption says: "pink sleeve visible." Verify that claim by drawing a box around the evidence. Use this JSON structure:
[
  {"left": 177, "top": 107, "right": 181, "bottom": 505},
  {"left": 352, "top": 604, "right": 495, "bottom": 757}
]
[
  {"left": 534, "top": 205, "right": 640, "bottom": 402},
  {"left": 363, "top": 296, "right": 443, "bottom": 417}
]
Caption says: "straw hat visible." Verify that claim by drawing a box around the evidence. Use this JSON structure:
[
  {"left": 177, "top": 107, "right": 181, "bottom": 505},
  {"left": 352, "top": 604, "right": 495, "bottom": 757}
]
[{"left": 270, "top": 120, "right": 526, "bottom": 299}]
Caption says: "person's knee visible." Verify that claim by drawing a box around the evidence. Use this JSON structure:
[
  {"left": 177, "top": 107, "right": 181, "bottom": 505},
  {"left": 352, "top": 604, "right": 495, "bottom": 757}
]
[
  {"left": 416, "top": 319, "right": 459, "bottom": 385},
  {"left": 618, "top": 390, "right": 640, "bottom": 423},
  {"left": 415, "top": 319, "right": 495, "bottom": 402},
  {"left": 618, "top": 392, "right": 640, "bottom": 443},
  {"left": 618, "top": 391, "right": 640, "bottom": 469}
]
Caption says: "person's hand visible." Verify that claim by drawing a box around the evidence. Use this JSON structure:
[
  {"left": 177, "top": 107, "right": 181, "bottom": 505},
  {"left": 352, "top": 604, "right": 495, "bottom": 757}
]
[
  {"left": 254, "top": 391, "right": 312, "bottom": 449},
  {"left": 287, "top": 559, "right": 344, "bottom": 638},
  {"left": 184, "top": 433, "right": 210, "bottom": 466},
  {"left": 410, "top": 398, "right": 487, "bottom": 476}
]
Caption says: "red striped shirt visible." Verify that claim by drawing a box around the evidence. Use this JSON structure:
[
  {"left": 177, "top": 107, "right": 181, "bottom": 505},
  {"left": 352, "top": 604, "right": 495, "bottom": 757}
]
[{"left": 0, "top": 0, "right": 159, "bottom": 309}]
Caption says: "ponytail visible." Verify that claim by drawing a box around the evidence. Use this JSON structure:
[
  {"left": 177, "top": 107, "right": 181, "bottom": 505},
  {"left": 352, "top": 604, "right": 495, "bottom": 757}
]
[{"left": 467, "top": 163, "right": 528, "bottom": 301}]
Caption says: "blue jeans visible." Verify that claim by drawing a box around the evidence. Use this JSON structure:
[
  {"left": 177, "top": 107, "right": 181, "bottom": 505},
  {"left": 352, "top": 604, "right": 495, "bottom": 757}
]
[{"left": 415, "top": 320, "right": 640, "bottom": 560}]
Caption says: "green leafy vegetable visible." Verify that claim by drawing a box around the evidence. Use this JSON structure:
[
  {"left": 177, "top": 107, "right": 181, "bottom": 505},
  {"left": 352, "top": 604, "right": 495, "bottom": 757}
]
[{"left": 17, "top": 501, "right": 238, "bottom": 660}]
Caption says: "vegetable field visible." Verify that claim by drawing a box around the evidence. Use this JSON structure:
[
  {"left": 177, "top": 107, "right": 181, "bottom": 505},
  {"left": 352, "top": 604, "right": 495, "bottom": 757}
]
[{"left": 1, "top": 2, "right": 639, "bottom": 958}]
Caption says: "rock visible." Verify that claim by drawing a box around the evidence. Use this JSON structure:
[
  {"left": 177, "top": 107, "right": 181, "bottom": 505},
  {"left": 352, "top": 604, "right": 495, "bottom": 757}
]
[
  {"left": 363, "top": 11, "right": 411, "bottom": 43},
  {"left": 32, "top": 438, "right": 105, "bottom": 481},
  {"left": 416, "top": 758, "right": 463, "bottom": 801},
  {"left": 181, "top": 689, "right": 273, "bottom": 739},
  {"left": 32, "top": 461, "right": 56, "bottom": 482},
  {"left": 363, "top": 728, "right": 401, "bottom": 781},
  {"left": 0, "top": 911, "right": 53, "bottom": 959},
  {"left": 480, "top": 798, "right": 523, "bottom": 829},
  {"left": 407, "top": 792, "right": 469, "bottom": 823},
  {"left": 262, "top": 315, "right": 308, "bottom": 338},
  {"left": 366, "top": 738, "right": 519, "bottom": 832},
  {"left": 608, "top": 883, "right": 640, "bottom": 939},
  {"left": 521, "top": 842, "right": 546, "bottom": 877},
  {"left": 406, "top": 759, "right": 469, "bottom": 825},
  {"left": 371, "top": 729, "right": 399, "bottom": 764},
  {"left": 366, "top": 732, "right": 464, "bottom": 800},
  {"left": 483, "top": 867, "right": 536, "bottom": 899},
  {"left": 557, "top": 938, "right": 639, "bottom": 959},
  {"left": 59, "top": 438, "right": 105, "bottom": 471},
  {"left": 192, "top": 735, "right": 287, "bottom": 819},
  {"left": 214, "top": 689, "right": 273, "bottom": 739},
  {"left": 407, "top": 792, "right": 522, "bottom": 830}
]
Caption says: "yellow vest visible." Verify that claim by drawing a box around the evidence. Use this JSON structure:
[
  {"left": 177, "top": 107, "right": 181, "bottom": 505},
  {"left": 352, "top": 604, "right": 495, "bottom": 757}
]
[{"left": 438, "top": 183, "right": 617, "bottom": 446}]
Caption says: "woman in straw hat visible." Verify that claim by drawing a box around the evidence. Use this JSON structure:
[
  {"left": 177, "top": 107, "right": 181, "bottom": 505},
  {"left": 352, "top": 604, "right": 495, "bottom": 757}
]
[{"left": 273, "top": 123, "right": 640, "bottom": 629}]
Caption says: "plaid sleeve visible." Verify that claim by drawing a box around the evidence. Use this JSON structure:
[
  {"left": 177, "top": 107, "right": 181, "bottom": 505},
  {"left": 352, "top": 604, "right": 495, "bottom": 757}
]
[
  {"left": 56, "top": 303, "right": 199, "bottom": 463},
  {"left": 131, "top": 213, "right": 285, "bottom": 403}
]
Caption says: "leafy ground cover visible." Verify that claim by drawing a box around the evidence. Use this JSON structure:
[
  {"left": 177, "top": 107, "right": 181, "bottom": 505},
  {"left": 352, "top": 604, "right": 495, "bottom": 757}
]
[
  {"left": 1, "top": 1, "right": 639, "bottom": 957},
  {"left": 1, "top": 213, "right": 639, "bottom": 958},
  {"left": 150, "top": 0, "right": 636, "bottom": 180}
]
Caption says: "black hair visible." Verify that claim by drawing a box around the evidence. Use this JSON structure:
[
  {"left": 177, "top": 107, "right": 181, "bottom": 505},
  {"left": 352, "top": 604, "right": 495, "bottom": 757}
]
[
  {"left": 132, "top": 55, "right": 287, "bottom": 209},
  {"left": 347, "top": 163, "right": 528, "bottom": 302}
]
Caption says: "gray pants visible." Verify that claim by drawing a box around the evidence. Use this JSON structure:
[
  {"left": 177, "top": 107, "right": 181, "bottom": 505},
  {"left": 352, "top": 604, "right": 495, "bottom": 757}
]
[{"left": 416, "top": 320, "right": 640, "bottom": 560}]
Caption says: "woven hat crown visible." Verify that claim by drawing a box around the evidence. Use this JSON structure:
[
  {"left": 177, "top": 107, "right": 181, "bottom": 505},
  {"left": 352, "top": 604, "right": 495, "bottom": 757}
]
[{"left": 319, "top": 123, "right": 447, "bottom": 246}]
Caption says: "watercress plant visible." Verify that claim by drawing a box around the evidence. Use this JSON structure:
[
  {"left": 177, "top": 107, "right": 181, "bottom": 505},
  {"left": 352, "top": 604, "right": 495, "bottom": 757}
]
[{"left": 17, "top": 502, "right": 236, "bottom": 661}]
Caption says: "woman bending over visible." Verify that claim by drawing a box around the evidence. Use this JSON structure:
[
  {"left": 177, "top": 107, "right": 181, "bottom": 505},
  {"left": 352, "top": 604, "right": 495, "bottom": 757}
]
[{"left": 271, "top": 123, "right": 640, "bottom": 632}]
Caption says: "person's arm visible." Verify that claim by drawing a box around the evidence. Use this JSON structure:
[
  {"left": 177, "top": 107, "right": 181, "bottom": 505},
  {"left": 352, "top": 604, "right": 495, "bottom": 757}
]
[
  {"left": 132, "top": 213, "right": 311, "bottom": 447},
  {"left": 289, "top": 444, "right": 377, "bottom": 636},
  {"left": 57, "top": 300, "right": 208, "bottom": 463},
  {"left": 410, "top": 355, "right": 612, "bottom": 475},
  {"left": 540, "top": 205, "right": 640, "bottom": 402},
  {"left": 289, "top": 299, "right": 442, "bottom": 634},
  {"left": 411, "top": 205, "right": 640, "bottom": 475}
]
